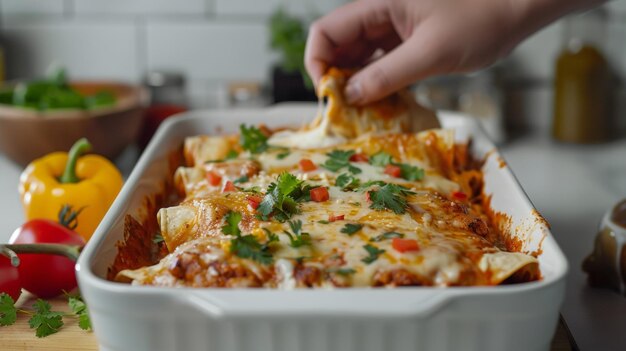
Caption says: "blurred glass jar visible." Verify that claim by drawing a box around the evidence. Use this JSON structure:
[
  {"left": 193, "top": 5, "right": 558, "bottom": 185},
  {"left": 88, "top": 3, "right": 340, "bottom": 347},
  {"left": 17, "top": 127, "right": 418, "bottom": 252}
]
[
  {"left": 552, "top": 9, "right": 613, "bottom": 143},
  {"left": 140, "top": 71, "right": 188, "bottom": 148}
]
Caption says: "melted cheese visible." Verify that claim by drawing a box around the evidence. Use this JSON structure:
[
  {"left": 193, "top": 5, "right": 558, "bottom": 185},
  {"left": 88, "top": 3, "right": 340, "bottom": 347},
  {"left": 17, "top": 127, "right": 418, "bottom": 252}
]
[{"left": 115, "top": 69, "right": 538, "bottom": 288}]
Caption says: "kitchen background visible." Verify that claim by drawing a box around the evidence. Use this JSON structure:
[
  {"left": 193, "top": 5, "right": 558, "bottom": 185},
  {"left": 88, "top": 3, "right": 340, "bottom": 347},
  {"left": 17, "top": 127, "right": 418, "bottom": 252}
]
[{"left": 0, "top": 0, "right": 625, "bottom": 138}]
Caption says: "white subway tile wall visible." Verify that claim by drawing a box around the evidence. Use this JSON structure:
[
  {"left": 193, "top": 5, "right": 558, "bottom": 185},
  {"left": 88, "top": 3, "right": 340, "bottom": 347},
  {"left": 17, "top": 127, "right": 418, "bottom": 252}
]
[
  {"left": 215, "top": 0, "right": 348, "bottom": 16},
  {"left": 146, "top": 20, "right": 273, "bottom": 81},
  {"left": 2, "top": 18, "right": 139, "bottom": 81},
  {"left": 0, "top": 0, "right": 623, "bottom": 129},
  {"left": 74, "top": 0, "right": 207, "bottom": 16},
  {"left": 1, "top": 0, "right": 66, "bottom": 15}
]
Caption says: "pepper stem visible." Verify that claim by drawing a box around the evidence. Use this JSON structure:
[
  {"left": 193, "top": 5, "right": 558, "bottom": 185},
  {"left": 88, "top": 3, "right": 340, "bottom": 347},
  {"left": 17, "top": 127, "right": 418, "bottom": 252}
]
[
  {"left": 0, "top": 244, "right": 82, "bottom": 263},
  {"left": 60, "top": 138, "right": 92, "bottom": 184}
]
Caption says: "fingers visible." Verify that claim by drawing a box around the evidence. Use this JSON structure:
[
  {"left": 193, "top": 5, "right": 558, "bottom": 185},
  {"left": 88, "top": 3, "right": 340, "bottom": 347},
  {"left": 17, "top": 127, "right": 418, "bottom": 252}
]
[
  {"left": 344, "top": 29, "right": 445, "bottom": 105},
  {"left": 305, "top": 0, "right": 392, "bottom": 87}
]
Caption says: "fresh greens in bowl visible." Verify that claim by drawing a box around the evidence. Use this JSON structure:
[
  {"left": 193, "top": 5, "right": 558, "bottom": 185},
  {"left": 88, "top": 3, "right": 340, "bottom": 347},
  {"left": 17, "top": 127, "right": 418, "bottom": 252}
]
[{"left": 0, "top": 68, "right": 116, "bottom": 111}]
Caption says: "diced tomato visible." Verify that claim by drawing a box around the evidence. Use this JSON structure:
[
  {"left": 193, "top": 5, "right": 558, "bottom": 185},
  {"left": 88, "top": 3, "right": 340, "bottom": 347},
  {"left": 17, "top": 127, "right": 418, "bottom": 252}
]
[
  {"left": 310, "top": 187, "right": 329, "bottom": 202},
  {"left": 222, "top": 180, "right": 236, "bottom": 192},
  {"left": 349, "top": 153, "right": 369, "bottom": 163},
  {"left": 392, "top": 238, "right": 420, "bottom": 253},
  {"left": 247, "top": 195, "right": 263, "bottom": 210},
  {"left": 384, "top": 164, "right": 402, "bottom": 178},
  {"left": 328, "top": 214, "right": 345, "bottom": 222},
  {"left": 299, "top": 158, "right": 317, "bottom": 172},
  {"left": 206, "top": 171, "right": 222, "bottom": 186},
  {"left": 452, "top": 191, "right": 468, "bottom": 201}
]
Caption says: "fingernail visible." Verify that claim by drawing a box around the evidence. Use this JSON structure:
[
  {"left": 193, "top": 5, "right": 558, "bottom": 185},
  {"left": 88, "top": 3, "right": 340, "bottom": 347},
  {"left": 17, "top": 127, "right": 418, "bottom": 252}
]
[{"left": 344, "top": 81, "right": 362, "bottom": 104}]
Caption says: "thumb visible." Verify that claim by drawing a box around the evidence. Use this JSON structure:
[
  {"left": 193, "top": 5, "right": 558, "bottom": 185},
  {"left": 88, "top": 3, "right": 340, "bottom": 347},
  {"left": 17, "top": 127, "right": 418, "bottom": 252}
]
[{"left": 344, "top": 32, "right": 446, "bottom": 105}]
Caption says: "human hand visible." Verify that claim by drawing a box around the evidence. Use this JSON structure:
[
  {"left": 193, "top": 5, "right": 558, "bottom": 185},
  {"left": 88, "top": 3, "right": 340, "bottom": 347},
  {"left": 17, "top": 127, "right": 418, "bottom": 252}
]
[{"left": 305, "top": 0, "right": 602, "bottom": 105}]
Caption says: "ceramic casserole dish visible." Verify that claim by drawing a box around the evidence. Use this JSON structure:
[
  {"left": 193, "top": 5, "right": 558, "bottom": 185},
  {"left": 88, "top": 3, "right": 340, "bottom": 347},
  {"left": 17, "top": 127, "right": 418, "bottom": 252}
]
[{"left": 77, "top": 103, "right": 568, "bottom": 351}]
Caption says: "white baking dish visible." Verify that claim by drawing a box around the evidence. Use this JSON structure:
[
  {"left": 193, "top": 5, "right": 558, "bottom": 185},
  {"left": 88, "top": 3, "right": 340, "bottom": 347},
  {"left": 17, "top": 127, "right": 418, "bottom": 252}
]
[{"left": 77, "top": 103, "right": 568, "bottom": 351}]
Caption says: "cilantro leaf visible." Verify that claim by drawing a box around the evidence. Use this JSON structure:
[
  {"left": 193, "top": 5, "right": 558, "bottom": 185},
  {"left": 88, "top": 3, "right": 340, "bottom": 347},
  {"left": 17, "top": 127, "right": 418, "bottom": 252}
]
[
  {"left": 283, "top": 220, "right": 312, "bottom": 248},
  {"left": 335, "top": 173, "right": 361, "bottom": 191},
  {"left": 234, "top": 175, "right": 249, "bottom": 184},
  {"left": 230, "top": 234, "right": 274, "bottom": 265},
  {"left": 340, "top": 223, "right": 363, "bottom": 236},
  {"left": 321, "top": 150, "right": 361, "bottom": 174},
  {"left": 0, "top": 293, "right": 17, "bottom": 326},
  {"left": 222, "top": 211, "right": 242, "bottom": 236},
  {"left": 317, "top": 220, "right": 330, "bottom": 224},
  {"left": 398, "top": 163, "right": 425, "bottom": 181},
  {"left": 152, "top": 233, "right": 164, "bottom": 244},
  {"left": 68, "top": 296, "right": 91, "bottom": 331},
  {"left": 276, "top": 151, "right": 291, "bottom": 159},
  {"left": 29, "top": 299, "right": 64, "bottom": 338},
  {"left": 368, "top": 183, "right": 414, "bottom": 214},
  {"left": 369, "top": 151, "right": 393, "bottom": 167},
  {"left": 358, "top": 180, "right": 387, "bottom": 191},
  {"left": 361, "top": 244, "right": 385, "bottom": 264},
  {"left": 327, "top": 268, "right": 356, "bottom": 276},
  {"left": 257, "top": 173, "right": 310, "bottom": 222},
  {"left": 225, "top": 149, "right": 239, "bottom": 160},
  {"left": 262, "top": 228, "right": 280, "bottom": 244},
  {"left": 370, "top": 231, "right": 404, "bottom": 242},
  {"left": 239, "top": 124, "right": 269, "bottom": 154}
]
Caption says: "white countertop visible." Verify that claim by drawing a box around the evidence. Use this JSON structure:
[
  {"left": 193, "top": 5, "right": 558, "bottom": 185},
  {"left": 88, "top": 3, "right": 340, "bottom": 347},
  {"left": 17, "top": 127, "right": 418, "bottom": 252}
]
[{"left": 1, "top": 134, "right": 625, "bottom": 350}]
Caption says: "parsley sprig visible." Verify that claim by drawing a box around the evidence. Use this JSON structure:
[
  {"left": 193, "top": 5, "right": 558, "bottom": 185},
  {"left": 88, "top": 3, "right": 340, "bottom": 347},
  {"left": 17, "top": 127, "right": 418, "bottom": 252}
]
[
  {"left": 257, "top": 172, "right": 312, "bottom": 222},
  {"left": 68, "top": 296, "right": 91, "bottom": 331},
  {"left": 283, "top": 220, "right": 312, "bottom": 248},
  {"left": 0, "top": 294, "right": 17, "bottom": 326},
  {"left": 0, "top": 293, "right": 92, "bottom": 337},
  {"left": 369, "top": 151, "right": 425, "bottom": 181},
  {"left": 29, "top": 300, "right": 64, "bottom": 338},
  {"left": 362, "top": 244, "right": 385, "bottom": 264},
  {"left": 321, "top": 150, "right": 361, "bottom": 174},
  {"left": 368, "top": 183, "right": 415, "bottom": 214}
]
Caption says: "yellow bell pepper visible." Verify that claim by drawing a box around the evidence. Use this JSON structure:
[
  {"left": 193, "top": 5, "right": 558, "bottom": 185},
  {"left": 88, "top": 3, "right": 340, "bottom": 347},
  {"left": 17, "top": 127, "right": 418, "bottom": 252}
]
[{"left": 19, "top": 138, "right": 123, "bottom": 241}]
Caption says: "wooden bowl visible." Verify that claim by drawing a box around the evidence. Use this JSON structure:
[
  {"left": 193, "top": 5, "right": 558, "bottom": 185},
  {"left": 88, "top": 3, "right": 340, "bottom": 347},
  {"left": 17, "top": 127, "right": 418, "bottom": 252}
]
[{"left": 0, "top": 81, "right": 146, "bottom": 167}]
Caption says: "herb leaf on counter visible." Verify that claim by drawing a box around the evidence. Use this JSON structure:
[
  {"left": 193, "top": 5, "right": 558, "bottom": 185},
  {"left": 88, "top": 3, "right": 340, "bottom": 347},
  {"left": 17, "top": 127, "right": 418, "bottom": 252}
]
[
  {"left": 68, "top": 296, "right": 91, "bottom": 331},
  {"left": 29, "top": 299, "right": 64, "bottom": 338},
  {"left": 0, "top": 293, "right": 17, "bottom": 326}
]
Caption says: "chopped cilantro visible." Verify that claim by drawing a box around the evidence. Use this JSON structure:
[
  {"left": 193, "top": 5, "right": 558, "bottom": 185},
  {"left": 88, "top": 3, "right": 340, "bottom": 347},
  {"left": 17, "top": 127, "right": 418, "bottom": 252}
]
[
  {"left": 276, "top": 151, "right": 291, "bottom": 159},
  {"left": 361, "top": 244, "right": 385, "bottom": 264},
  {"left": 335, "top": 173, "right": 361, "bottom": 191},
  {"left": 239, "top": 124, "right": 269, "bottom": 154},
  {"left": 257, "top": 172, "right": 311, "bottom": 222},
  {"left": 241, "top": 186, "right": 262, "bottom": 194},
  {"left": 340, "top": 223, "right": 363, "bottom": 236},
  {"left": 317, "top": 220, "right": 330, "bottom": 224},
  {"left": 0, "top": 293, "right": 17, "bottom": 326},
  {"left": 369, "top": 151, "right": 393, "bottom": 167},
  {"left": 328, "top": 268, "right": 356, "bottom": 276},
  {"left": 230, "top": 234, "right": 274, "bottom": 265},
  {"left": 225, "top": 150, "right": 239, "bottom": 160},
  {"left": 29, "top": 299, "right": 64, "bottom": 338},
  {"left": 321, "top": 150, "right": 361, "bottom": 174},
  {"left": 370, "top": 231, "right": 404, "bottom": 242},
  {"left": 152, "top": 234, "right": 165, "bottom": 244},
  {"left": 222, "top": 211, "right": 242, "bottom": 236},
  {"left": 68, "top": 296, "right": 91, "bottom": 331},
  {"left": 358, "top": 180, "right": 387, "bottom": 191},
  {"left": 368, "top": 183, "right": 414, "bottom": 214},
  {"left": 283, "top": 220, "right": 312, "bottom": 248},
  {"left": 233, "top": 175, "right": 249, "bottom": 184},
  {"left": 398, "top": 163, "right": 424, "bottom": 181},
  {"left": 369, "top": 151, "right": 424, "bottom": 181},
  {"left": 262, "top": 228, "right": 280, "bottom": 244}
]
